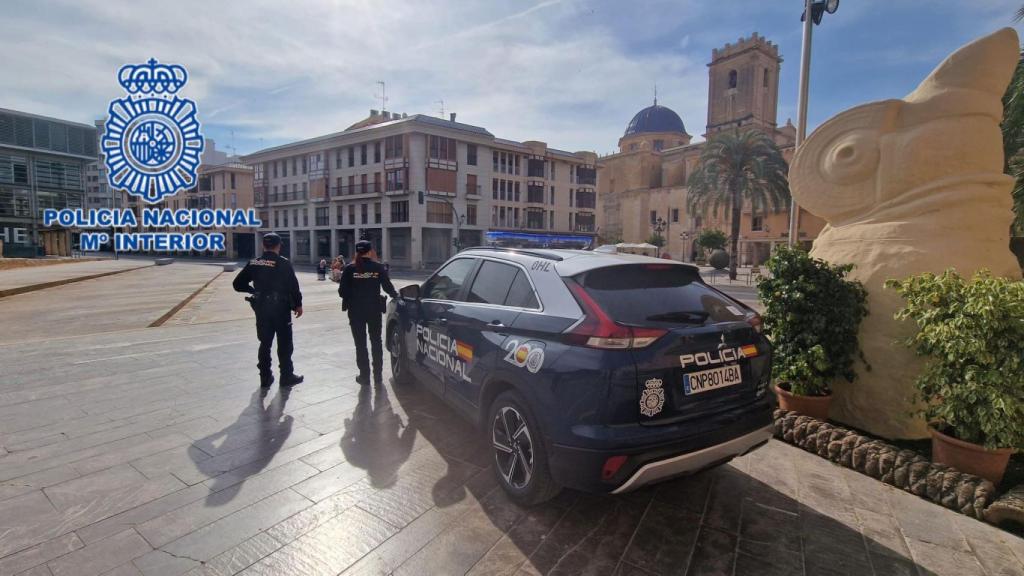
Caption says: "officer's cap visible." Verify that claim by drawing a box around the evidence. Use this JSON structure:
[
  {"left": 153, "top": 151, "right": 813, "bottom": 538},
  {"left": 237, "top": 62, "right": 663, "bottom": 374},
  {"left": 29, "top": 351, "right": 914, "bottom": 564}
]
[
  {"left": 355, "top": 240, "right": 373, "bottom": 254},
  {"left": 262, "top": 233, "right": 282, "bottom": 247}
]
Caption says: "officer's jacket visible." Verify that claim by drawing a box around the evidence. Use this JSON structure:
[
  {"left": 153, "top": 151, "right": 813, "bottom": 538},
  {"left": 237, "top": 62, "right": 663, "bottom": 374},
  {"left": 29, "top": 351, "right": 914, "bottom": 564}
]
[
  {"left": 339, "top": 258, "right": 397, "bottom": 308},
  {"left": 232, "top": 251, "right": 303, "bottom": 309}
]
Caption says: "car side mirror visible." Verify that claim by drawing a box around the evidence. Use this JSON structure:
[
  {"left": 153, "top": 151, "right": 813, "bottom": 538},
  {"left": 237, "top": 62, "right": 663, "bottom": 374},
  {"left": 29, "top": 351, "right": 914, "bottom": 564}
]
[{"left": 400, "top": 284, "right": 421, "bottom": 300}]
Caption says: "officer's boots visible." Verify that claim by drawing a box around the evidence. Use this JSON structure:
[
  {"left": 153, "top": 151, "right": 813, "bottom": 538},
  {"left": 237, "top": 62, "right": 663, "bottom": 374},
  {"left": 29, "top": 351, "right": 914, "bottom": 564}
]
[
  {"left": 280, "top": 373, "right": 304, "bottom": 387},
  {"left": 260, "top": 372, "right": 275, "bottom": 389},
  {"left": 355, "top": 372, "right": 370, "bottom": 386}
]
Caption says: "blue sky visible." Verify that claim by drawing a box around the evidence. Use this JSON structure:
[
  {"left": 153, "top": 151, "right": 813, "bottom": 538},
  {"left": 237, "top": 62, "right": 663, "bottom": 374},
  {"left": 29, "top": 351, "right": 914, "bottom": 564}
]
[{"left": 3, "top": 0, "right": 1022, "bottom": 156}]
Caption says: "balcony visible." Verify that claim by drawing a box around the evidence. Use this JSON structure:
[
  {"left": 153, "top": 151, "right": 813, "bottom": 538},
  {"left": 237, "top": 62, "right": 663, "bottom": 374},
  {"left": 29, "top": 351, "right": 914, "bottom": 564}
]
[
  {"left": 329, "top": 184, "right": 382, "bottom": 199},
  {"left": 465, "top": 184, "right": 481, "bottom": 199},
  {"left": 576, "top": 191, "right": 596, "bottom": 210},
  {"left": 267, "top": 190, "right": 308, "bottom": 204},
  {"left": 309, "top": 168, "right": 328, "bottom": 180}
]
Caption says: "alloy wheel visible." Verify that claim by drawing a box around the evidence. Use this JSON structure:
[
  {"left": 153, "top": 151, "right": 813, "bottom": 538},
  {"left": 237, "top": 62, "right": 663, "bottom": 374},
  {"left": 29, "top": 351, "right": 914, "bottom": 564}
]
[{"left": 492, "top": 405, "right": 534, "bottom": 490}]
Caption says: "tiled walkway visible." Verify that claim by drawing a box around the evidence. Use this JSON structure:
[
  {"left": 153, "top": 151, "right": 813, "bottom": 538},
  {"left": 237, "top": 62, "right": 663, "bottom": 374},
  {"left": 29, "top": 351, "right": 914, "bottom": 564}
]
[{"left": 1, "top": 266, "right": 1022, "bottom": 575}]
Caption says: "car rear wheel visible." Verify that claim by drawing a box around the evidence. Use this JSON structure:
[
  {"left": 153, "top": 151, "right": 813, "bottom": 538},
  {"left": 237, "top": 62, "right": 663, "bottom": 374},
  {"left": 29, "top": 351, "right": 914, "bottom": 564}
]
[
  {"left": 489, "top": 390, "right": 560, "bottom": 506},
  {"left": 389, "top": 324, "right": 411, "bottom": 385}
]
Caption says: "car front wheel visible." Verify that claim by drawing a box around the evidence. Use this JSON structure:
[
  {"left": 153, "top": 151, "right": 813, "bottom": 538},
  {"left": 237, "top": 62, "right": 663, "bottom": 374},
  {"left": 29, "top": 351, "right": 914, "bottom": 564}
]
[
  {"left": 488, "top": 390, "right": 560, "bottom": 506},
  {"left": 389, "top": 324, "right": 411, "bottom": 385}
]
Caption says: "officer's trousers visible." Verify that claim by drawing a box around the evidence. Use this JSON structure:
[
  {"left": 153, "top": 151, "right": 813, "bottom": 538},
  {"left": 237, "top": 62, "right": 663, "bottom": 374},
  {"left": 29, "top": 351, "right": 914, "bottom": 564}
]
[
  {"left": 256, "top": 309, "right": 294, "bottom": 376},
  {"left": 348, "top": 309, "right": 383, "bottom": 376}
]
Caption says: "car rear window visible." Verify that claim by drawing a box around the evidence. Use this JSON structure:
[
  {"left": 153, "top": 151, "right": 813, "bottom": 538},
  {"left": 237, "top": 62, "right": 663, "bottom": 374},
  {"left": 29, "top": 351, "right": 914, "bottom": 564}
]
[
  {"left": 577, "top": 264, "right": 747, "bottom": 325},
  {"left": 468, "top": 261, "right": 519, "bottom": 305}
]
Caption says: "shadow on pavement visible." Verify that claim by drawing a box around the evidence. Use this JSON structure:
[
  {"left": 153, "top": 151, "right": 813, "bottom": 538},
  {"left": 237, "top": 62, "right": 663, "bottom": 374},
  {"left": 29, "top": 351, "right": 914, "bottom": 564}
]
[
  {"left": 191, "top": 387, "right": 293, "bottom": 505},
  {"left": 340, "top": 383, "right": 417, "bottom": 488}
]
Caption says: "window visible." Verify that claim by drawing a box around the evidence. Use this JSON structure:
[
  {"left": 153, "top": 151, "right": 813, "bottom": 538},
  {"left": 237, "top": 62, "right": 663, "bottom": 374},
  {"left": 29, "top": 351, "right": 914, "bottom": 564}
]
[
  {"left": 514, "top": 155, "right": 520, "bottom": 175},
  {"left": 336, "top": 149, "right": 342, "bottom": 169},
  {"left": 466, "top": 203, "right": 477, "bottom": 225},
  {"left": 302, "top": 157, "right": 307, "bottom": 174},
  {"left": 672, "top": 208, "right": 679, "bottom": 223},
  {"left": 273, "top": 162, "right": 278, "bottom": 178},
  {"left": 348, "top": 147, "right": 355, "bottom": 167},
  {"left": 500, "top": 153, "right": 506, "bottom": 174},
  {"left": 752, "top": 215, "right": 764, "bottom": 231},
  {"left": 492, "top": 179, "right": 498, "bottom": 200},
  {"left": 650, "top": 210, "right": 657, "bottom": 224},
  {"left": 550, "top": 186, "right": 555, "bottom": 205},
  {"left": 499, "top": 180, "right": 506, "bottom": 201},
  {"left": 527, "top": 185, "right": 544, "bottom": 204},
  {"left": 292, "top": 158, "right": 297, "bottom": 175},
  {"left": 468, "top": 261, "right": 519, "bottom": 305},
  {"left": 466, "top": 173, "right": 478, "bottom": 196},
  {"left": 492, "top": 151, "right": 499, "bottom": 172},
  {"left": 467, "top": 144, "right": 477, "bottom": 165},
  {"left": 374, "top": 172, "right": 381, "bottom": 193},
  {"left": 302, "top": 209, "right": 308, "bottom": 226},
  {"left": 526, "top": 209, "right": 545, "bottom": 229},
  {"left": 514, "top": 181, "right": 520, "bottom": 202},
  {"left": 230, "top": 173, "right": 236, "bottom": 189},
  {"left": 426, "top": 200, "right": 452, "bottom": 224},
  {"left": 386, "top": 169, "right": 405, "bottom": 191},
  {"left": 361, "top": 174, "right": 368, "bottom": 194},
  {"left": 653, "top": 139, "right": 664, "bottom": 151},
  {"left": 550, "top": 161, "right": 556, "bottom": 180},
  {"left": 374, "top": 142, "right": 381, "bottom": 163},
  {"left": 374, "top": 202, "right": 382, "bottom": 224},
  {"left": 428, "top": 135, "right": 456, "bottom": 161},
  {"left": 274, "top": 211, "right": 279, "bottom": 228},
  {"left": 422, "top": 258, "right": 476, "bottom": 301},
  {"left": 385, "top": 135, "right": 403, "bottom": 159},
  {"left": 577, "top": 167, "right": 596, "bottom": 186},
  {"left": 336, "top": 205, "right": 344, "bottom": 224},
  {"left": 348, "top": 175, "right": 355, "bottom": 194},
  {"left": 361, "top": 203, "right": 368, "bottom": 224},
  {"left": 283, "top": 210, "right": 289, "bottom": 227},
  {"left": 360, "top": 144, "right": 367, "bottom": 165},
  {"left": 527, "top": 158, "right": 545, "bottom": 178},
  {"left": 763, "top": 67, "right": 770, "bottom": 88},
  {"left": 728, "top": 69, "right": 738, "bottom": 89},
  {"left": 570, "top": 189, "right": 574, "bottom": 207},
  {"left": 348, "top": 204, "right": 355, "bottom": 225},
  {"left": 231, "top": 193, "right": 237, "bottom": 209},
  {"left": 506, "top": 271, "right": 540, "bottom": 308},
  {"left": 390, "top": 200, "right": 409, "bottom": 223}
]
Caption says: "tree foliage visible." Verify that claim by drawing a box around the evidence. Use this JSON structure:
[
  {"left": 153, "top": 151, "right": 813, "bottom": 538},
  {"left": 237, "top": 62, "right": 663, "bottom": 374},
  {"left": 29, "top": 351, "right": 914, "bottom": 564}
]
[
  {"left": 758, "top": 246, "right": 869, "bottom": 397},
  {"left": 646, "top": 233, "right": 666, "bottom": 248},
  {"left": 695, "top": 228, "right": 728, "bottom": 254},
  {"left": 886, "top": 270, "right": 1024, "bottom": 449},
  {"left": 687, "top": 130, "right": 790, "bottom": 279}
]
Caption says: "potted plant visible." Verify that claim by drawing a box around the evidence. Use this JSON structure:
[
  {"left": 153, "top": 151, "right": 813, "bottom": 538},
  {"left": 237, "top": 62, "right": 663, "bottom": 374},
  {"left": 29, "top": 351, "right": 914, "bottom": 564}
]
[
  {"left": 886, "top": 269, "right": 1024, "bottom": 485},
  {"left": 758, "top": 246, "right": 869, "bottom": 420}
]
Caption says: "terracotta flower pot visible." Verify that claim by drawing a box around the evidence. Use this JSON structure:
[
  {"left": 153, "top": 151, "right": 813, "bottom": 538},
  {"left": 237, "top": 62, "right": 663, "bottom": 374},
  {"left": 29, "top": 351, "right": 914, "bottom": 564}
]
[
  {"left": 774, "top": 383, "right": 831, "bottom": 420},
  {"left": 929, "top": 427, "right": 1013, "bottom": 485}
]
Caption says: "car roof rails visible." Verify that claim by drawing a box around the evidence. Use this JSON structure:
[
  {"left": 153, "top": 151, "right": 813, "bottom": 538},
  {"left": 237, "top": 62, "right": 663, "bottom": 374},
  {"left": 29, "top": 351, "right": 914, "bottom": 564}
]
[{"left": 460, "top": 246, "right": 565, "bottom": 261}]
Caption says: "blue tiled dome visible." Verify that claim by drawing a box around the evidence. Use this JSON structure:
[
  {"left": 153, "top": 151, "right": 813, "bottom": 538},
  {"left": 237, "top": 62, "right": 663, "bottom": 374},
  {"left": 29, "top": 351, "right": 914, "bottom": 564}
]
[{"left": 624, "top": 103, "right": 686, "bottom": 136}]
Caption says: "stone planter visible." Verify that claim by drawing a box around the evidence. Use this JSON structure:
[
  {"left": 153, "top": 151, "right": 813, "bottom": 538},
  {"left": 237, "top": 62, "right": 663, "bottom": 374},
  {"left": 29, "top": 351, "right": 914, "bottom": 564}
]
[
  {"left": 929, "top": 427, "right": 1013, "bottom": 486},
  {"left": 774, "top": 383, "right": 831, "bottom": 421}
]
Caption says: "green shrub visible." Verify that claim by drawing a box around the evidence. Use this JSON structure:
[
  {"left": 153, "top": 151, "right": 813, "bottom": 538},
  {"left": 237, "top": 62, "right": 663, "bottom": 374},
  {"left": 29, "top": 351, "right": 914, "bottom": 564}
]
[
  {"left": 758, "top": 245, "right": 869, "bottom": 396},
  {"left": 696, "top": 229, "right": 728, "bottom": 254},
  {"left": 886, "top": 270, "right": 1024, "bottom": 449},
  {"left": 646, "top": 233, "right": 666, "bottom": 248}
]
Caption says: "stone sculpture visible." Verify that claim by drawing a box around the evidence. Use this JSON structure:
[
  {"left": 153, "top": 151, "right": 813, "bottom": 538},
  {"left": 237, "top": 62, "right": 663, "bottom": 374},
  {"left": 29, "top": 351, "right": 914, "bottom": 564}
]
[{"left": 789, "top": 28, "right": 1023, "bottom": 438}]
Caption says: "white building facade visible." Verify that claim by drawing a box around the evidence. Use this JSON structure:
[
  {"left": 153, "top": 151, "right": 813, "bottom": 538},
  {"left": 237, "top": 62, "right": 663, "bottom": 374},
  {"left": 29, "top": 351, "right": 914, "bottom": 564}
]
[{"left": 241, "top": 111, "right": 598, "bottom": 268}]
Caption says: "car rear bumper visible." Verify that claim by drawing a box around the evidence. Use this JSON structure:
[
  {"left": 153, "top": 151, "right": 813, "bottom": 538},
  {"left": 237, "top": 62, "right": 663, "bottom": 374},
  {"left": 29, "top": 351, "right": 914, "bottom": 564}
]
[
  {"left": 546, "top": 402, "right": 772, "bottom": 493},
  {"left": 610, "top": 425, "right": 771, "bottom": 493}
]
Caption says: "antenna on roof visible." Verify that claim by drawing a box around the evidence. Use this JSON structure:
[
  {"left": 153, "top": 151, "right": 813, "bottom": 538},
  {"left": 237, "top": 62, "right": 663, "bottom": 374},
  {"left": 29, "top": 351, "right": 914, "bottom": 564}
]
[
  {"left": 375, "top": 81, "right": 388, "bottom": 112},
  {"left": 436, "top": 99, "right": 446, "bottom": 118},
  {"left": 653, "top": 83, "right": 658, "bottom": 106}
]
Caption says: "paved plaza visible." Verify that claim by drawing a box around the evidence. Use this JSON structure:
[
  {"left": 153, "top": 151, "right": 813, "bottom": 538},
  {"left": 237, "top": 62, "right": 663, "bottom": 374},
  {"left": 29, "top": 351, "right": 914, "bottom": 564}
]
[{"left": 1, "top": 260, "right": 1023, "bottom": 576}]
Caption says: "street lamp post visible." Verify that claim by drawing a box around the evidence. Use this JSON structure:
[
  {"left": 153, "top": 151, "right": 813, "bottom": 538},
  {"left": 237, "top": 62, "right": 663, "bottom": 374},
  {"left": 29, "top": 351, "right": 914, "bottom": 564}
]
[
  {"left": 652, "top": 216, "right": 668, "bottom": 258},
  {"left": 788, "top": 0, "right": 839, "bottom": 247}
]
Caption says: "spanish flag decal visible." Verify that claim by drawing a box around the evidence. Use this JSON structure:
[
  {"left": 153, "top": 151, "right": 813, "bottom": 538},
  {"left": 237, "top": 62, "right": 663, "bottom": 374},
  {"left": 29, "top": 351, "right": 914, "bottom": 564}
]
[
  {"left": 456, "top": 341, "right": 474, "bottom": 363},
  {"left": 741, "top": 344, "right": 758, "bottom": 358}
]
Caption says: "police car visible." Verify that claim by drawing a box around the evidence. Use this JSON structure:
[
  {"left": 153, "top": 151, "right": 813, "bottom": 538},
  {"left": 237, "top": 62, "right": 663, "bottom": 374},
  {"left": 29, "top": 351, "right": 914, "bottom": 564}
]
[{"left": 385, "top": 247, "right": 773, "bottom": 505}]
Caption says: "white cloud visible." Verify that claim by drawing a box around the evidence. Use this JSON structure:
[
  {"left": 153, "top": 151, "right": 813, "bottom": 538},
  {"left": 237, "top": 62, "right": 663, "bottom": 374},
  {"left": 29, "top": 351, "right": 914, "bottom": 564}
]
[{"left": 1, "top": 0, "right": 712, "bottom": 154}]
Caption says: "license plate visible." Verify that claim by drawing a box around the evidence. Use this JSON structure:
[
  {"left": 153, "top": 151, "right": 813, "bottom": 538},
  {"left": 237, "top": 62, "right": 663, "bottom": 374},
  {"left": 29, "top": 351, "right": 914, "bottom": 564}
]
[{"left": 684, "top": 364, "right": 742, "bottom": 395}]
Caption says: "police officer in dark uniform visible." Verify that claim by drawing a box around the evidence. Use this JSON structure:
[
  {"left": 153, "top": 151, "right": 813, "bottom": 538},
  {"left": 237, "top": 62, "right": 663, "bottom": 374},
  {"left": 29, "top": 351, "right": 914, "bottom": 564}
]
[
  {"left": 233, "top": 233, "right": 304, "bottom": 388},
  {"left": 339, "top": 239, "right": 397, "bottom": 385}
]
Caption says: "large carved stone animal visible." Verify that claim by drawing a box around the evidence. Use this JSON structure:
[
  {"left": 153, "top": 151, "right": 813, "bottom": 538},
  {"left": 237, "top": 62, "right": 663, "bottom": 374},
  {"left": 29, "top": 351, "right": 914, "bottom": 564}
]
[{"left": 789, "top": 28, "right": 1022, "bottom": 439}]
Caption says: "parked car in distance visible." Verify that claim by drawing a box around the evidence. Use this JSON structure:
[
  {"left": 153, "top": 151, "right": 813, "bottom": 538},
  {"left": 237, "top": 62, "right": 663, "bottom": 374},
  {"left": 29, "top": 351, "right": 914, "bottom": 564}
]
[{"left": 386, "top": 247, "right": 773, "bottom": 505}]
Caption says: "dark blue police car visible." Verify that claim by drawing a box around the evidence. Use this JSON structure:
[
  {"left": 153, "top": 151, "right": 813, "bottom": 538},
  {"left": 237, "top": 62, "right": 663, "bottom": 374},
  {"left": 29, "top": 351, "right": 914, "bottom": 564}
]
[{"left": 386, "top": 247, "right": 773, "bottom": 505}]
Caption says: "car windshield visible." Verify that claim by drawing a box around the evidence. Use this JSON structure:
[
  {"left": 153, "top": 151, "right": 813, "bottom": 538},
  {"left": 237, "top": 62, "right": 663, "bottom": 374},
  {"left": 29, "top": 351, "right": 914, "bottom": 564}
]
[{"left": 577, "top": 264, "right": 747, "bottom": 325}]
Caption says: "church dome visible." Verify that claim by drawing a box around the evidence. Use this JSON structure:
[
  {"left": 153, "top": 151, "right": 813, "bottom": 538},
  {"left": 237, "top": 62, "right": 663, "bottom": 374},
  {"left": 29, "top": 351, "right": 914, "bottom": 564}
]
[{"left": 623, "top": 103, "right": 686, "bottom": 137}]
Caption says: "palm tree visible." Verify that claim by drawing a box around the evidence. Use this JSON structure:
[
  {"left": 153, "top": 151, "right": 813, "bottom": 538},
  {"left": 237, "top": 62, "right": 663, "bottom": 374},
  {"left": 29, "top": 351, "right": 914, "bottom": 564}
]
[
  {"left": 687, "top": 129, "right": 791, "bottom": 279},
  {"left": 1005, "top": 8, "right": 1024, "bottom": 235}
]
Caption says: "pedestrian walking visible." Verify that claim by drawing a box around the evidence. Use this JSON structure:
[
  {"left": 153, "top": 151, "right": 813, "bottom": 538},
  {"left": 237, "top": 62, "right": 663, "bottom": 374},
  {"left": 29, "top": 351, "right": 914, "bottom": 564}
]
[
  {"left": 338, "top": 239, "right": 397, "bottom": 385},
  {"left": 232, "top": 233, "right": 304, "bottom": 389},
  {"left": 317, "top": 258, "right": 327, "bottom": 281}
]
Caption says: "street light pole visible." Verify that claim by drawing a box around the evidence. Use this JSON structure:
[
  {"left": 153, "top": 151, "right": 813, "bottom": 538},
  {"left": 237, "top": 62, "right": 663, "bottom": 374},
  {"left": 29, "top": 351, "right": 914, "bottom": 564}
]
[{"left": 788, "top": 0, "right": 815, "bottom": 247}]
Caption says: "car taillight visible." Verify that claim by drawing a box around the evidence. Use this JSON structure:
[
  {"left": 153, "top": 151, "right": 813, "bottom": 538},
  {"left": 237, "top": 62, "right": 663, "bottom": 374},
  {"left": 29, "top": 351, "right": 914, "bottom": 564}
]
[
  {"left": 565, "top": 282, "right": 667, "bottom": 349},
  {"left": 747, "top": 314, "right": 763, "bottom": 334},
  {"left": 602, "top": 455, "right": 628, "bottom": 480}
]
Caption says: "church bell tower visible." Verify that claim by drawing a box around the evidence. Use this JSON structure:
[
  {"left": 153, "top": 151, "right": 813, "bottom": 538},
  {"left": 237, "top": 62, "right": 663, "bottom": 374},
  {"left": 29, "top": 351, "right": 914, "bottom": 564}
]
[{"left": 706, "top": 33, "right": 782, "bottom": 136}]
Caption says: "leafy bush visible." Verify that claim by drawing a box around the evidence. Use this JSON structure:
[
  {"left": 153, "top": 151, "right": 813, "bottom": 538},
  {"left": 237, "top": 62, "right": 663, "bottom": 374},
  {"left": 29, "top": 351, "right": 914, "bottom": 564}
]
[
  {"left": 709, "top": 249, "right": 729, "bottom": 270},
  {"left": 696, "top": 229, "right": 728, "bottom": 254},
  {"left": 646, "top": 233, "right": 666, "bottom": 248},
  {"left": 886, "top": 270, "right": 1024, "bottom": 449},
  {"left": 758, "top": 245, "right": 869, "bottom": 396}
]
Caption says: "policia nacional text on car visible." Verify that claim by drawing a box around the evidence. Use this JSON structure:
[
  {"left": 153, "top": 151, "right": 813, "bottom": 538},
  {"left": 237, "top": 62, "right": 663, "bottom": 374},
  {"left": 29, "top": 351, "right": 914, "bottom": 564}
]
[
  {"left": 232, "top": 233, "right": 305, "bottom": 389},
  {"left": 339, "top": 239, "right": 397, "bottom": 385}
]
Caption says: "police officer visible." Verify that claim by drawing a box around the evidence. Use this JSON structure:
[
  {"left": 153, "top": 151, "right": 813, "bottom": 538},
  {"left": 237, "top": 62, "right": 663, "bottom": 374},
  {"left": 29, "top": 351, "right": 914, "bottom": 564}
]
[
  {"left": 233, "top": 233, "right": 304, "bottom": 388},
  {"left": 339, "top": 239, "right": 397, "bottom": 385}
]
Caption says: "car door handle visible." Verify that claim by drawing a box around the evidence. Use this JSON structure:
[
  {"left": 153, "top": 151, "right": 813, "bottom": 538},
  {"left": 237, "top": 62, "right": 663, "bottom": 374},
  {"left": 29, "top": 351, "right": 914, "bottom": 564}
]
[
  {"left": 487, "top": 320, "right": 504, "bottom": 328},
  {"left": 438, "top": 318, "right": 448, "bottom": 326}
]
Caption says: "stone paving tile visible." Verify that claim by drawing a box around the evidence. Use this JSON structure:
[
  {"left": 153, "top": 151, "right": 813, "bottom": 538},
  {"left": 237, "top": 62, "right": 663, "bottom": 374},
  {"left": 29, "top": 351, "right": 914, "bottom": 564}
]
[
  {"left": 46, "top": 529, "right": 152, "bottom": 576},
  {"left": 3, "top": 272, "right": 1024, "bottom": 576}
]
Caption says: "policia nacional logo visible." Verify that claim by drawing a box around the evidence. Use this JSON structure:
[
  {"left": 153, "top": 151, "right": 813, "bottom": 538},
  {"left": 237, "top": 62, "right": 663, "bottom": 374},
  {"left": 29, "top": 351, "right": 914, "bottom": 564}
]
[{"left": 102, "top": 58, "right": 205, "bottom": 204}]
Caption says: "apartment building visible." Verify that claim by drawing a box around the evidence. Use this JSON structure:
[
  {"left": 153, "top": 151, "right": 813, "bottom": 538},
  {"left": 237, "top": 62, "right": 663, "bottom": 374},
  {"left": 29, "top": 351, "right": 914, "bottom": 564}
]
[
  {"left": 0, "top": 108, "right": 98, "bottom": 256},
  {"left": 241, "top": 111, "right": 598, "bottom": 268}
]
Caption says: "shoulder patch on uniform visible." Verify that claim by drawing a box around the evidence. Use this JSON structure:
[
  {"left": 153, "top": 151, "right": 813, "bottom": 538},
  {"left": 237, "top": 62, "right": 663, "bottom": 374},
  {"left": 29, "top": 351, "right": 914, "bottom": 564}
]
[{"left": 249, "top": 259, "right": 277, "bottom": 267}]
